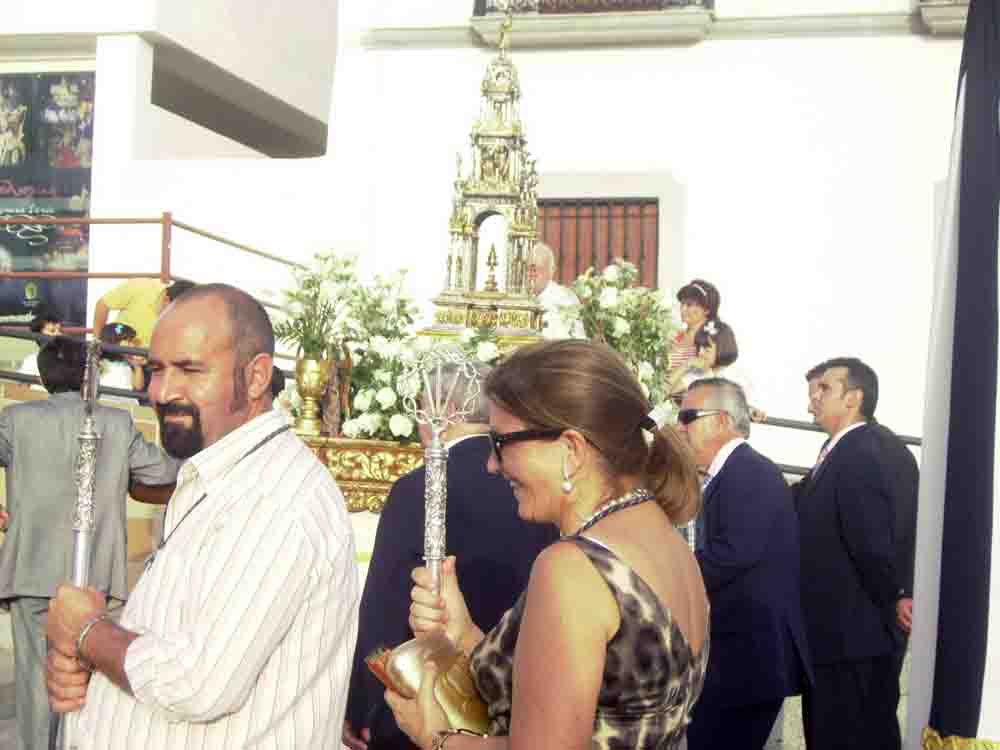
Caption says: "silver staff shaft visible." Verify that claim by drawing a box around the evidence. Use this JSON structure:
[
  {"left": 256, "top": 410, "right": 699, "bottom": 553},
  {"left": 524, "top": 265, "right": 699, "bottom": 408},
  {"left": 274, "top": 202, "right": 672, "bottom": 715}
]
[
  {"left": 63, "top": 341, "right": 102, "bottom": 750},
  {"left": 423, "top": 437, "right": 448, "bottom": 595}
]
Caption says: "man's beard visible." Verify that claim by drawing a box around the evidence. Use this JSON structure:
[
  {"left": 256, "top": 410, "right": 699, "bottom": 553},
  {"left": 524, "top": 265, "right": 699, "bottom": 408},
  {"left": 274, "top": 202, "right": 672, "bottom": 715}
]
[{"left": 156, "top": 402, "right": 205, "bottom": 459}]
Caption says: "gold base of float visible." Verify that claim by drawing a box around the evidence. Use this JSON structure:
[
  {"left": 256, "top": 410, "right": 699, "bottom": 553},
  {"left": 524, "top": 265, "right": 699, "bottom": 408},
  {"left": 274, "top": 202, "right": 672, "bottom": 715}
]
[
  {"left": 300, "top": 435, "right": 424, "bottom": 513},
  {"left": 426, "top": 291, "right": 543, "bottom": 355}
]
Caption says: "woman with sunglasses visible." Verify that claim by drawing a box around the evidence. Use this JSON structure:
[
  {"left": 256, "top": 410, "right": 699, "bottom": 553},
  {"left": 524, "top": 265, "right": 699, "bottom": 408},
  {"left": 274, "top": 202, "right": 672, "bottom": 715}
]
[{"left": 385, "top": 339, "right": 709, "bottom": 750}]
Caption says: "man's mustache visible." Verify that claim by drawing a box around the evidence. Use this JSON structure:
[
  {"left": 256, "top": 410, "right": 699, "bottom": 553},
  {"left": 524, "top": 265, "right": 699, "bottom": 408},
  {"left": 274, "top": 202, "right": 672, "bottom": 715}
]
[{"left": 156, "top": 402, "right": 199, "bottom": 419}]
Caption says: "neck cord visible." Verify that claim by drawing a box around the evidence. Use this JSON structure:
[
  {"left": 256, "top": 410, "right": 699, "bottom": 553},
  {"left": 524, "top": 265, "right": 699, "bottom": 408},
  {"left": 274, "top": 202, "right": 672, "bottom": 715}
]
[
  {"left": 562, "top": 487, "right": 655, "bottom": 540},
  {"left": 145, "top": 424, "right": 290, "bottom": 571}
]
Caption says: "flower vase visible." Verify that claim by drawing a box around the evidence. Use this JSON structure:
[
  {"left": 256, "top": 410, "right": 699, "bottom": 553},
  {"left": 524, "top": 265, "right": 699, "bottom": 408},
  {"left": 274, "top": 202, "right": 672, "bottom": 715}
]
[{"left": 295, "top": 357, "right": 333, "bottom": 435}]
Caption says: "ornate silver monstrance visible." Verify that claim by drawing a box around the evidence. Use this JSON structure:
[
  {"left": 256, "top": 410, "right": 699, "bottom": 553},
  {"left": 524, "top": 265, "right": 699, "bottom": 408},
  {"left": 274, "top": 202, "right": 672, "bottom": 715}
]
[{"left": 63, "top": 339, "right": 102, "bottom": 750}]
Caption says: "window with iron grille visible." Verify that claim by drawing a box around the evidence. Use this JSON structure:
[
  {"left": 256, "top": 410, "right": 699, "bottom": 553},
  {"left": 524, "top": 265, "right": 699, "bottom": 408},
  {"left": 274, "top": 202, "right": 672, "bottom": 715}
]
[{"left": 537, "top": 198, "right": 659, "bottom": 289}]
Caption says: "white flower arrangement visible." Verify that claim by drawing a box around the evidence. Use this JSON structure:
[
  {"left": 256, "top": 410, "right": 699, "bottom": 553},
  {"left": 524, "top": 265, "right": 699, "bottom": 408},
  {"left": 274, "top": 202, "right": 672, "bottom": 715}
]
[
  {"left": 566, "top": 258, "right": 676, "bottom": 404},
  {"left": 598, "top": 287, "right": 619, "bottom": 309},
  {"left": 274, "top": 249, "right": 423, "bottom": 443},
  {"left": 375, "top": 387, "right": 397, "bottom": 410},
  {"left": 476, "top": 341, "right": 500, "bottom": 363}
]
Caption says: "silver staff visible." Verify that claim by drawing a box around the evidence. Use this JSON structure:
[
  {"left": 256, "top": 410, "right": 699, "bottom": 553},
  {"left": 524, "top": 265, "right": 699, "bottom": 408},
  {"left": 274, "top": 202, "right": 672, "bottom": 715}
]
[
  {"left": 401, "top": 345, "right": 480, "bottom": 593},
  {"left": 63, "top": 339, "right": 102, "bottom": 750}
]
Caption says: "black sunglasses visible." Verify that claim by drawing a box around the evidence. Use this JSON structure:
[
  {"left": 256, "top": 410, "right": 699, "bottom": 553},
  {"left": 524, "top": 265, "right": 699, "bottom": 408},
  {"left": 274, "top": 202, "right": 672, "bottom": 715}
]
[
  {"left": 677, "top": 408, "right": 726, "bottom": 426},
  {"left": 488, "top": 428, "right": 564, "bottom": 462}
]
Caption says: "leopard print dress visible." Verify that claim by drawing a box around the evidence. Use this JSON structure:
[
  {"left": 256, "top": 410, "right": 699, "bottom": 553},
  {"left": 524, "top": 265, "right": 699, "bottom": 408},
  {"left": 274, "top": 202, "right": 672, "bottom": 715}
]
[{"left": 469, "top": 535, "right": 709, "bottom": 749}]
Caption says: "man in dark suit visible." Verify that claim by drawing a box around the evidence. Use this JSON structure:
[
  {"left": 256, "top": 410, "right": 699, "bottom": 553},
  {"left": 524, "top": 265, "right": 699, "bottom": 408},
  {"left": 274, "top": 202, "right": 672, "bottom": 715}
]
[
  {"left": 678, "top": 377, "right": 812, "bottom": 750},
  {"left": 803, "top": 361, "right": 919, "bottom": 650},
  {"left": 798, "top": 357, "right": 901, "bottom": 750},
  {"left": 342, "top": 363, "right": 557, "bottom": 750}
]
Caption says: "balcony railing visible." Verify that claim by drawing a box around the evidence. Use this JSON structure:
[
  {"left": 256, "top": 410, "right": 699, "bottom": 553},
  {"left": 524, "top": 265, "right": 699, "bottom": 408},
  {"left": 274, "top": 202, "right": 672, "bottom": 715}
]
[{"left": 476, "top": 0, "right": 712, "bottom": 14}]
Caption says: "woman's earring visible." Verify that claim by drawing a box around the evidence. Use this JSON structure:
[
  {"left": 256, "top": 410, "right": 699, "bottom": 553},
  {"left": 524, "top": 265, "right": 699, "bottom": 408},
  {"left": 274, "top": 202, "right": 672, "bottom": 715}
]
[{"left": 561, "top": 459, "right": 573, "bottom": 494}]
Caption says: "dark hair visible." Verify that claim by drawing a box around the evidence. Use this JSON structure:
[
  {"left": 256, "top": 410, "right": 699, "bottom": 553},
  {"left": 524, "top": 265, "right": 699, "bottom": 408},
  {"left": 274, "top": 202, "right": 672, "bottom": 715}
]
[
  {"left": 819, "top": 356, "right": 879, "bottom": 419},
  {"left": 173, "top": 283, "right": 275, "bottom": 407},
  {"left": 29, "top": 308, "right": 60, "bottom": 334},
  {"left": 164, "top": 280, "right": 197, "bottom": 303},
  {"left": 271, "top": 366, "right": 286, "bottom": 399},
  {"left": 100, "top": 322, "right": 136, "bottom": 343},
  {"left": 38, "top": 337, "right": 85, "bottom": 394},
  {"left": 484, "top": 339, "right": 701, "bottom": 524},
  {"left": 100, "top": 322, "right": 137, "bottom": 362},
  {"left": 176, "top": 283, "right": 274, "bottom": 365},
  {"left": 676, "top": 279, "right": 720, "bottom": 320},
  {"left": 804, "top": 361, "right": 829, "bottom": 382},
  {"left": 693, "top": 320, "right": 738, "bottom": 368}
]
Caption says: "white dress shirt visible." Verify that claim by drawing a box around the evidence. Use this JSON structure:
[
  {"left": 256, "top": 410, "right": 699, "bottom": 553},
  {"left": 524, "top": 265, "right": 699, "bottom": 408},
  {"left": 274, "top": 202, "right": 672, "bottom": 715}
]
[
  {"left": 704, "top": 437, "right": 746, "bottom": 483},
  {"left": 77, "top": 409, "right": 361, "bottom": 749},
  {"left": 538, "top": 282, "right": 584, "bottom": 339}
]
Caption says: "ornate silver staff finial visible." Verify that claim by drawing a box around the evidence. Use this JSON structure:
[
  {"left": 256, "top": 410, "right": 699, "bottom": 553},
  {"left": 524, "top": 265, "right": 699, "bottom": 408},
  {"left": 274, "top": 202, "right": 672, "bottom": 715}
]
[
  {"left": 64, "top": 339, "right": 103, "bottom": 750},
  {"left": 400, "top": 345, "right": 481, "bottom": 593}
]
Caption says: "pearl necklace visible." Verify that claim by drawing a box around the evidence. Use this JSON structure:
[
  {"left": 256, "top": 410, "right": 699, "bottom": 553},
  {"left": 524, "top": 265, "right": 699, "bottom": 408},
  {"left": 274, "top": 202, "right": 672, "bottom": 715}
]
[{"left": 563, "top": 487, "right": 655, "bottom": 539}]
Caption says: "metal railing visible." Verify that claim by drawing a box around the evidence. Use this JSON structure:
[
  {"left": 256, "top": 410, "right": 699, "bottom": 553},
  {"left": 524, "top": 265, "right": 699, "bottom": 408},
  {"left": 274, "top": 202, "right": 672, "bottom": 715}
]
[
  {"left": 762, "top": 416, "right": 921, "bottom": 477},
  {"left": 0, "top": 212, "right": 305, "bottom": 320},
  {"left": 0, "top": 212, "right": 302, "bottom": 361},
  {"left": 0, "top": 329, "right": 294, "bottom": 401}
]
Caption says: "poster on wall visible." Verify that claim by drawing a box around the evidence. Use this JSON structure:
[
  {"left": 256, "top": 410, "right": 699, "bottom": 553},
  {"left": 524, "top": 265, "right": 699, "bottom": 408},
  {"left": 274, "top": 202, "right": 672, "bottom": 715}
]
[{"left": 0, "top": 72, "right": 94, "bottom": 326}]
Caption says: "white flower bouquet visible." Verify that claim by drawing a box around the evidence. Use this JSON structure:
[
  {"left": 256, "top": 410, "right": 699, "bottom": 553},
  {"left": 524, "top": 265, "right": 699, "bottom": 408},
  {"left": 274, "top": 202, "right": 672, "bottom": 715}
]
[
  {"left": 341, "top": 327, "right": 503, "bottom": 443},
  {"left": 566, "top": 258, "right": 676, "bottom": 403}
]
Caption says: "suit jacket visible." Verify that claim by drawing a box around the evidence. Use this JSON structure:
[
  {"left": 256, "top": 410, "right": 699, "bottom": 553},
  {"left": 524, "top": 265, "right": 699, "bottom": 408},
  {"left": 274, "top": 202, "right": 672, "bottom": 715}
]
[
  {"left": 870, "top": 423, "right": 919, "bottom": 599},
  {"left": 344, "top": 434, "right": 557, "bottom": 749},
  {"left": 696, "top": 442, "right": 813, "bottom": 709},
  {"left": 0, "top": 392, "right": 179, "bottom": 603},
  {"left": 797, "top": 423, "right": 897, "bottom": 665}
]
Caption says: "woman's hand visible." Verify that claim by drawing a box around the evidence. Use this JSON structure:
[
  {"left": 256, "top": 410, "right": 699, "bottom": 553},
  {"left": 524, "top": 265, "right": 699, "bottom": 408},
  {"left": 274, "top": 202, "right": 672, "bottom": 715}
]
[
  {"left": 692, "top": 340, "right": 717, "bottom": 370},
  {"left": 384, "top": 661, "right": 450, "bottom": 750},
  {"left": 409, "top": 557, "right": 477, "bottom": 650}
]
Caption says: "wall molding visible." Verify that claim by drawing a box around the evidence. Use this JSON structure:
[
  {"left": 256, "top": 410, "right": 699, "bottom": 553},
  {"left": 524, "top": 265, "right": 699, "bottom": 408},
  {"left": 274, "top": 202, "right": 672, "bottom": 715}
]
[
  {"left": 471, "top": 9, "right": 712, "bottom": 47},
  {"left": 365, "top": 8, "right": 964, "bottom": 50},
  {"left": 919, "top": 2, "right": 969, "bottom": 36},
  {"left": 711, "top": 12, "right": 918, "bottom": 39}
]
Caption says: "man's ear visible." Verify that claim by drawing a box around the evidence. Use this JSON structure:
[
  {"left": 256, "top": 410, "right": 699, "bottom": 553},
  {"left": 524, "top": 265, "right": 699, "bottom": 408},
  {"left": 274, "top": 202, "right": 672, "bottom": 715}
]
[
  {"left": 246, "top": 353, "right": 274, "bottom": 401},
  {"left": 845, "top": 388, "right": 861, "bottom": 413}
]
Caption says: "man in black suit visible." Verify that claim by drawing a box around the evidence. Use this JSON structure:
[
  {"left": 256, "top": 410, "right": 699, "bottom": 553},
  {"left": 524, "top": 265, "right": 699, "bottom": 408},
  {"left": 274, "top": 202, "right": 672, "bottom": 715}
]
[
  {"left": 342, "top": 363, "right": 557, "bottom": 750},
  {"left": 798, "top": 357, "right": 901, "bottom": 750},
  {"left": 679, "top": 377, "right": 812, "bottom": 750},
  {"left": 803, "top": 362, "right": 919, "bottom": 638}
]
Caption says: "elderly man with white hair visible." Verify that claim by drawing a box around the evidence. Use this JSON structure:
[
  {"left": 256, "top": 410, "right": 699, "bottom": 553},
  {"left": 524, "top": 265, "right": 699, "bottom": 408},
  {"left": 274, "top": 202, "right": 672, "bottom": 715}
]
[{"left": 528, "top": 242, "right": 584, "bottom": 339}]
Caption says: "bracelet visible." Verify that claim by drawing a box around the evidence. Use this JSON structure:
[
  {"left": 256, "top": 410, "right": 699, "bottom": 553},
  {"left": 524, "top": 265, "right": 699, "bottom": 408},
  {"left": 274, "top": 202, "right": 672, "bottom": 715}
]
[
  {"left": 430, "top": 728, "right": 488, "bottom": 750},
  {"left": 75, "top": 612, "right": 109, "bottom": 672}
]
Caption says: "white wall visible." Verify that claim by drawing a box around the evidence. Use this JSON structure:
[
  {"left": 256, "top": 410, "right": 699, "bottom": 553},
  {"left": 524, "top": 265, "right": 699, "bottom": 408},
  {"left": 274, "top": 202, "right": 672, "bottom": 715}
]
[
  {"left": 3, "top": 0, "right": 155, "bottom": 34},
  {"left": 154, "top": 0, "right": 338, "bottom": 122},
  {"left": 2, "top": 0, "right": 337, "bottom": 124},
  {"left": 350, "top": 33, "right": 960, "bottom": 466},
  {"left": 79, "top": 5, "right": 962, "bottom": 470}
]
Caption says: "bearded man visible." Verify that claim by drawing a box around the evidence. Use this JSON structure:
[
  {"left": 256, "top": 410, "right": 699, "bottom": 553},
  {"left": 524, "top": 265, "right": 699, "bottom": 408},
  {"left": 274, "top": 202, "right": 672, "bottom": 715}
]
[{"left": 46, "top": 283, "right": 361, "bottom": 749}]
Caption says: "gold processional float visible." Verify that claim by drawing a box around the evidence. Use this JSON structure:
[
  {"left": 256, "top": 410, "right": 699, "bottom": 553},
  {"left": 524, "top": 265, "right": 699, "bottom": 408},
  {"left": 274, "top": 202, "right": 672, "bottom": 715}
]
[{"left": 304, "top": 13, "right": 544, "bottom": 513}]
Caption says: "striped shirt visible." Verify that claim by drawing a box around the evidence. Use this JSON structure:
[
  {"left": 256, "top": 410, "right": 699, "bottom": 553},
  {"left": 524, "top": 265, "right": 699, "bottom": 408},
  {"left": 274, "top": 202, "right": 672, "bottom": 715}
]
[{"left": 77, "top": 409, "right": 360, "bottom": 749}]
